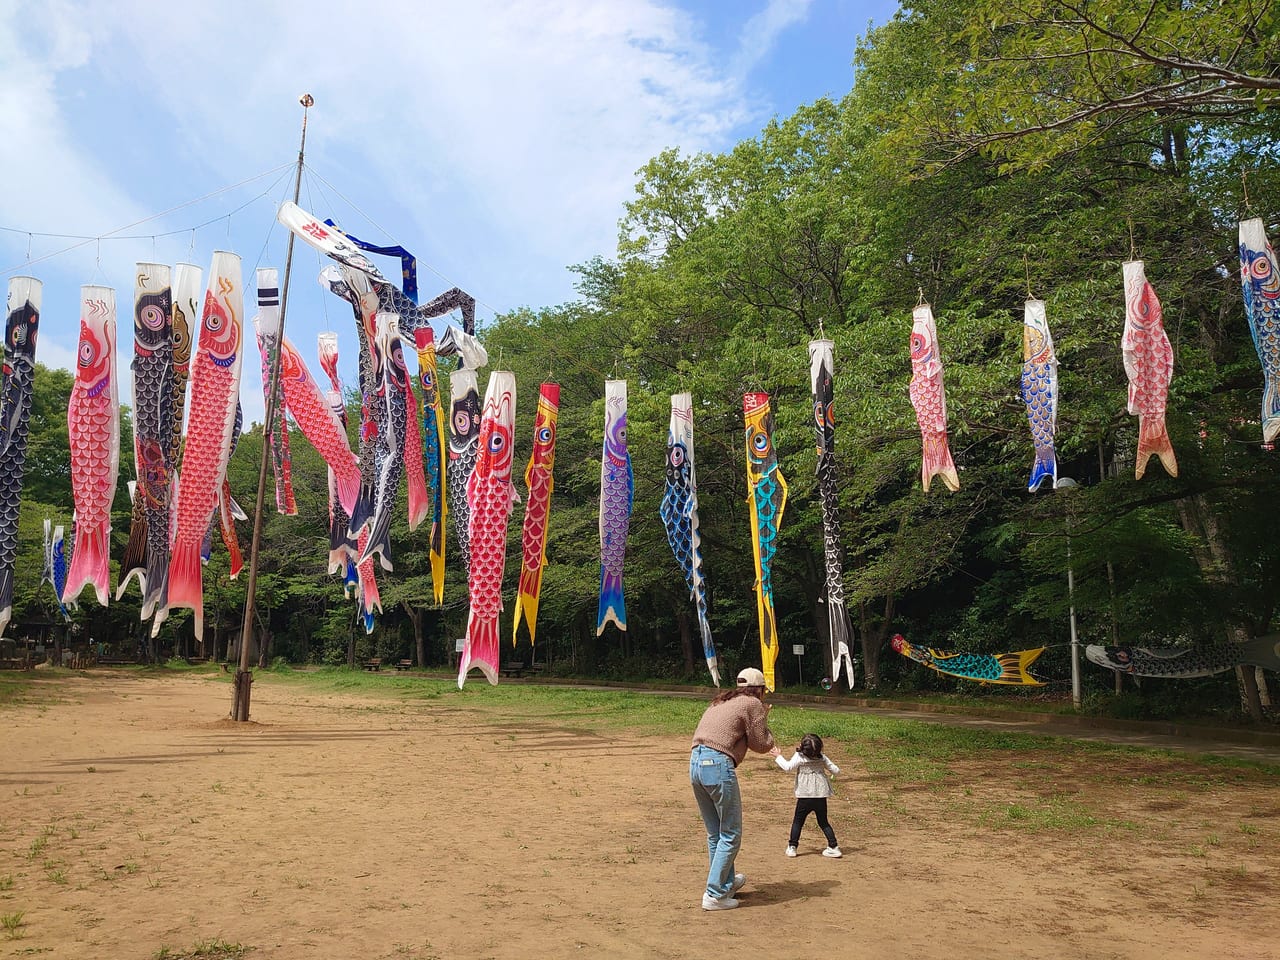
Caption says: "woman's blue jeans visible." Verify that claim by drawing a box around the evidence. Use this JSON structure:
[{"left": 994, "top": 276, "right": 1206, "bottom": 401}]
[{"left": 690, "top": 744, "right": 741, "bottom": 899}]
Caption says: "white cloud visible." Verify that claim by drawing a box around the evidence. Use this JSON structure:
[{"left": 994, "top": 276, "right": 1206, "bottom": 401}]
[{"left": 733, "top": 0, "right": 812, "bottom": 76}]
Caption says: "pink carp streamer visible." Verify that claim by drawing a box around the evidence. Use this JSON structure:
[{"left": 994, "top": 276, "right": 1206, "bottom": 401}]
[
  {"left": 908, "top": 304, "right": 960, "bottom": 493},
  {"left": 459, "top": 370, "right": 518, "bottom": 688},
  {"left": 253, "top": 271, "right": 296, "bottom": 515},
  {"left": 167, "top": 252, "right": 244, "bottom": 640},
  {"left": 513, "top": 382, "right": 560, "bottom": 646},
  {"left": 65, "top": 286, "right": 120, "bottom": 608},
  {"left": 1121, "top": 261, "right": 1178, "bottom": 479}
]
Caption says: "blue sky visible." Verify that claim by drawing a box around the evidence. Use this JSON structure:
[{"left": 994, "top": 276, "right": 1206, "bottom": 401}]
[{"left": 0, "top": 0, "right": 899, "bottom": 423}]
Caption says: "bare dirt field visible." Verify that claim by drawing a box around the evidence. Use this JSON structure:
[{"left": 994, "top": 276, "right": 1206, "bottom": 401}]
[{"left": 1, "top": 670, "right": 1278, "bottom": 960}]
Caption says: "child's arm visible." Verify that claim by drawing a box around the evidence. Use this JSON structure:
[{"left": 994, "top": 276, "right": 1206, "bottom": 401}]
[
  {"left": 822, "top": 754, "right": 840, "bottom": 775},
  {"left": 775, "top": 752, "right": 801, "bottom": 772}
]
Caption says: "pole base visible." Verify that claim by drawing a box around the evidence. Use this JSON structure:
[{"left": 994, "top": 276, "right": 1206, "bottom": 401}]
[{"left": 232, "top": 669, "right": 254, "bottom": 722}]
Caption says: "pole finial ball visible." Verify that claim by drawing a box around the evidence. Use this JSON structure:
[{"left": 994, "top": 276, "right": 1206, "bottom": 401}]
[{"left": 299, "top": 93, "right": 315, "bottom": 107}]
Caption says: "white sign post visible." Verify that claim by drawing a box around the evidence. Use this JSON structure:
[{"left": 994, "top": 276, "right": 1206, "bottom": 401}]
[{"left": 792, "top": 644, "right": 805, "bottom": 686}]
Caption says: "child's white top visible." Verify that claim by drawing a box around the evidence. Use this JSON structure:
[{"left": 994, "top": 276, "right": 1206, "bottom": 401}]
[{"left": 775, "top": 751, "right": 839, "bottom": 798}]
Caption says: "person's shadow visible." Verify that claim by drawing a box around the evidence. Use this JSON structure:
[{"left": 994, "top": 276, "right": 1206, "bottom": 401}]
[{"left": 738, "top": 878, "right": 840, "bottom": 906}]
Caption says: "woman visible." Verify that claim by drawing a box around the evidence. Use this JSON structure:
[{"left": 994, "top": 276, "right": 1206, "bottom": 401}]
[{"left": 689, "top": 667, "right": 779, "bottom": 911}]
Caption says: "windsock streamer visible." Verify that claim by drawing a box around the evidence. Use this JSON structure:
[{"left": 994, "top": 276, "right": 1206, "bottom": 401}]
[
  {"left": 167, "top": 252, "right": 244, "bottom": 641},
  {"left": 1238, "top": 218, "right": 1280, "bottom": 443},
  {"left": 317, "top": 333, "right": 359, "bottom": 577},
  {"left": 65, "top": 286, "right": 120, "bottom": 608},
  {"left": 0, "top": 278, "right": 40, "bottom": 636},
  {"left": 41, "top": 519, "right": 69, "bottom": 620},
  {"left": 1122, "top": 261, "right": 1177, "bottom": 479},
  {"left": 744, "top": 392, "right": 787, "bottom": 692},
  {"left": 414, "top": 327, "right": 448, "bottom": 604},
  {"left": 447, "top": 368, "right": 481, "bottom": 581},
  {"left": 459, "top": 370, "right": 517, "bottom": 688},
  {"left": 908, "top": 304, "right": 959, "bottom": 493},
  {"left": 660, "top": 392, "right": 718, "bottom": 685},
  {"left": 357, "top": 313, "right": 410, "bottom": 571},
  {"left": 1020, "top": 299, "right": 1059, "bottom": 493},
  {"left": 513, "top": 382, "right": 559, "bottom": 646},
  {"left": 597, "top": 380, "right": 632, "bottom": 635},
  {"left": 253, "top": 272, "right": 296, "bottom": 515},
  {"left": 808, "top": 341, "right": 855, "bottom": 688},
  {"left": 126, "top": 264, "right": 175, "bottom": 621}
]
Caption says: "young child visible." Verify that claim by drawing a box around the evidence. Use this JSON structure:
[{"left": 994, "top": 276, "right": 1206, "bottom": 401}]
[{"left": 775, "top": 733, "right": 841, "bottom": 858}]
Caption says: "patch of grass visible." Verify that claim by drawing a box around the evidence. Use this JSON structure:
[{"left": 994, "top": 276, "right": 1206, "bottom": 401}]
[
  {"left": 1, "top": 911, "right": 24, "bottom": 939},
  {"left": 153, "top": 939, "right": 249, "bottom": 959},
  {"left": 0, "top": 875, "right": 13, "bottom": 892},
  {"left": 981, "top": 796, "right": 1138, "bottom": 833}
]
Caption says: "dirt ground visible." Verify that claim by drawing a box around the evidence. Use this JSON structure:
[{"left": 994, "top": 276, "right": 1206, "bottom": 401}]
[{"left": 1, "top": 671, "right": 1278, "bottom": 960}]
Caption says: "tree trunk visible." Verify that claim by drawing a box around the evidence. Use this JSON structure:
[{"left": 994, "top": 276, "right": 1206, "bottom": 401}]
[
  {"left": 1175, "top": 494, "right": 1264, "bottom": 721},
  {"left": 859, "top": 592, "right": 894, "bottom": 690},
  {"left": 347, "top": 605, "right": 358, "bottom": 669},
  {"left": 676, "top": 609, "right": 695, "bottom": 675},
  {"left": 257, "top": 624, "right": 271, "bottom": 670},
  {"left": 402, "top": 602, "right": 426, "bottom": 668}
]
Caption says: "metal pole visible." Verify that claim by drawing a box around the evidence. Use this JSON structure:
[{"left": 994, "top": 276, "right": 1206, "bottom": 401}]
[
  {"left": 232, "top": 93, "right": 313, "bottom": 722},
  {"left": 1067, "top": 534, "right": 1081, "bottom": 709}
]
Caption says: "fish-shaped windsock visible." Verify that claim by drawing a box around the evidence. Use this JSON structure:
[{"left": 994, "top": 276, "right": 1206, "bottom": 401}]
[
  {"left": 253, "top": 272, "right": 296, "bottom": 516},
  {"left": 170, "top": 264, "right": 200, "bottom": 475},
  {"left": 317, "top": 333, "right": 358, "bottom": 578},
  {"left": 54, "top": 524, "right": 73, "bottom": 613},
  {"left": 1085, "top": 636, "right": 1280, "bottom": 678},
  {"left": 513, "top": 382, "right": 560, "bottom": 646},
  {"left": 1122, "top": 260, "right": 1177, "bottom": 479},
  {"left": 414, "top": 327, "right": 448, "bottom": 604},
  {"left": 401, "top": 344, "right": 429, "bottom": 533},
  {"left": 1238, "top": 218, "right": 1280, "bottom": 444},
  {"left": 447, "top": 367, "right": 481, "bottom": 581},
  {"left": 41, "top": 520, "right": 69, "bottom": 620},
  {"left": 660, "top": 392, "right": 718, "bottom": 685},
  {"left": 125, "top": 264, "right": 175, "bottom": 621},
  {"left": 598, "top": 379, "right": 632, "bottom": 635},
  {"left": 358, "top": 313, "right": 409, "bottom": 572},
  {"left": 1020, "top": 299, "right": 1059, "bottom": 493},
  {"left": 744, "top": 392, "right": 787, "bottom": 692},
  {"left": 891, "top": 634, "right": 1045, "bottom": 685},
  {"left": 320, "top": 265, "right": 381, "bottom": 539},
  {"left": 459, "top": 371, "right": 518, "bottom": 687},
  {"left": 0, "top": 278, "right": 40, "bottom": 636},
  {"left": 167, "top": 252, "right": 244, "bottom": 641},
  {"left": 65, "top": 286, "right": 120, "bottom": 608},
  {"left": 908, "top": 304, "right": 960, "bottom": 493},
  {"left": 808, "top": 341, "right": 855, "bottom": 689},
  {"left": 256, "top": 275, "right": 360, "bottom": 518}
]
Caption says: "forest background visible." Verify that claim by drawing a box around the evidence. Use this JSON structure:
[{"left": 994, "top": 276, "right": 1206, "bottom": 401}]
[{"left": 8, "top": 0, "right": 1279, "bottom": 723}]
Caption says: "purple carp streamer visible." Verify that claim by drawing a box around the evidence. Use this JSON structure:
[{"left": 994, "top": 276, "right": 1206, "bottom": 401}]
[
  {"left": 513, "top": 382, "right": 559, "bottom": 645},
  {"left": 414, "top": 327, "right": 448, "bottom": 604},
  {"left": 254, "top": 272, "right": 296, "bottom": 516},
  {"left": 892, "top": 634, "right": 1045, "bottom": 686},
  {"left": 448, "top": 368, "right": 481, "bottom": 581},
  {"left": 660, "top": 392, "right": 717, "bottom": 685},
  {"left": 743, "top": 391, "right": 787, "bottom": 692},
  {"left": 597, "top": 379, "right": 632, "bottom": 635},
  {"left": 0, "top": 279, "right": 40, "bottom": 634},
  {"left": 1086, "top": 637, "right": 1280, "bottom": 678},
  {"left": 1020, "top": 299, "right": 1059, "bottom": 493},
  {"left": 459, "top": 370, "right": 518, "bottom": 688},
  {"left": 808, "top": 340, "right": 855, "bottom": 689},
  {"left": 1238, "top": 217, "right": 1280, "bottom": 443},
  {"left": 65, "top": 286, "right": 120, "bottom": 608}
]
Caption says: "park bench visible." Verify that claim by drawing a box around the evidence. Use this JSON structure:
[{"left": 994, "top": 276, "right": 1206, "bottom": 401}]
[
  {"left": 499, "top": 661, "right": 527, "bottom": 678},
  {"left": 362, "top": 658, "right": 382, "bottom": 672},
  {"left": 394, "top": 659, "right": 413, "bottom": 671}
]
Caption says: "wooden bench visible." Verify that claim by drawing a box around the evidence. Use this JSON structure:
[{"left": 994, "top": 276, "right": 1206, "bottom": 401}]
[
  {"left": 394, "top": 659, "right": 413, "bottom": 671},
  {"left": 362, "top": 658, "right": 382, "bottom": 672},
  {"left": 499, "top": 662, "right": 527, "bottom": 678}
]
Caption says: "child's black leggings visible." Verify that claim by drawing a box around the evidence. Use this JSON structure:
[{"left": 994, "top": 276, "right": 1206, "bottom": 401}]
[{"left": 788, "top": 797, "right": 838, "bottom": 847}]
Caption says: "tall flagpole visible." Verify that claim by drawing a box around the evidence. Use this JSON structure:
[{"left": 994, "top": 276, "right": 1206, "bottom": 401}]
[{"left": 232, "top": 93, "right": 313, "bottom": 722}]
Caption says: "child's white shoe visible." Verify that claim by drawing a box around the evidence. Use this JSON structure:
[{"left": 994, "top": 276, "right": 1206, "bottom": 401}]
[
  {"left": 822, "top": 846, "right": 842, "bottom": 858},
  {"left": 785, "top": 845, "right": 797, "bottom": 857}
]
